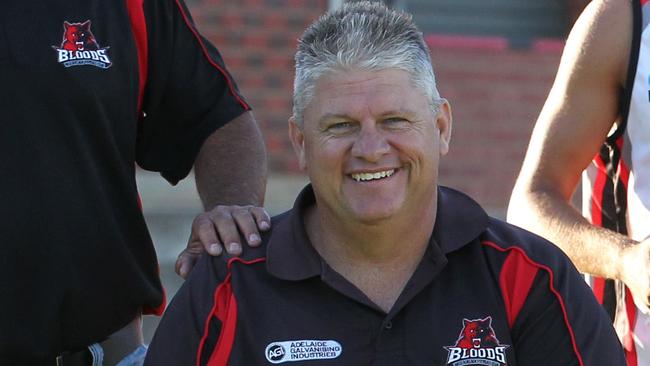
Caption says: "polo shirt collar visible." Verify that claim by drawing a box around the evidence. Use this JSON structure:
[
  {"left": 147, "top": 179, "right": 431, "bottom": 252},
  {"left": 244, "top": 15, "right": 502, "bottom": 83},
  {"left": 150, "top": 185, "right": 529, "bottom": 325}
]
[
  {"left": 266, "top": 184, "right": 489, "bottom": 281},
  {"left": 433, "top": 186, "right": 489, "bottom": 254},
  {"left": 266, "top": 185, "right": 322, "bottom": 281}
]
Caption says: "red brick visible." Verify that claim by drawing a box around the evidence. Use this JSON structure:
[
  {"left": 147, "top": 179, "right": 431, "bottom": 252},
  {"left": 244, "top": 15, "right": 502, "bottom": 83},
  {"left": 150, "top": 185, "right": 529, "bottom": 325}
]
[
  {"left": 265, "top": 56, "right": 292, "bottom": 70},
  {"left": 243, "top": 34, "right": 269, "bottom": 49},
  {"left": 265, "top": 12, "right": 287, "bottom": 28}
]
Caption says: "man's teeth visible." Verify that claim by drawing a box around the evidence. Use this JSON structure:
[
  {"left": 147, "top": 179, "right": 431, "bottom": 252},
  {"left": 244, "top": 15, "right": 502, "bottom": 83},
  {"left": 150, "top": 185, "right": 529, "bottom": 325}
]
[{"left": 351, "top": 169, "right": 395, "bottom": 182}]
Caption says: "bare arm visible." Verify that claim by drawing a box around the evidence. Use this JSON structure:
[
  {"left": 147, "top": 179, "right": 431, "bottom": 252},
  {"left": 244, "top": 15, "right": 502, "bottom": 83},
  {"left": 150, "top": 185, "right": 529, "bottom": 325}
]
[
  {"left": 194, "top": 110, "right": 267, "bottom": 209},
  {"left": 176, "top": 111, "right": 270, "bottom": 277},
  {"left": 508, "top": 0, "right": 642, "bottom": 287}
]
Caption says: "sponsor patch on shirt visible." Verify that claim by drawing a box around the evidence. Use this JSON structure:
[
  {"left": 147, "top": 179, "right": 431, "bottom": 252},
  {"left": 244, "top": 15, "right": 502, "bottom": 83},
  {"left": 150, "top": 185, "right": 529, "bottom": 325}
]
[
  {"left": 444, "top": 316, "right": 509, "bottom": 366},
  {"left": 265, "top": 339, "right": 342, "bottom": 364},
  {"left": 52, "top": 20, "right": 112, "bottom": 69}
]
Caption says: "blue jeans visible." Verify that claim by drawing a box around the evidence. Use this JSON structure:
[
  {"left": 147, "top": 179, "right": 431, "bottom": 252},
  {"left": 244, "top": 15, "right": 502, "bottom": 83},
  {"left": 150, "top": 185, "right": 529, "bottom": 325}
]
[
  {"left": 116, "top": 344, "right": 147, "bottom": 366},
  {"left": 89, "top": 343, "right": 148, "bottom": 366}
]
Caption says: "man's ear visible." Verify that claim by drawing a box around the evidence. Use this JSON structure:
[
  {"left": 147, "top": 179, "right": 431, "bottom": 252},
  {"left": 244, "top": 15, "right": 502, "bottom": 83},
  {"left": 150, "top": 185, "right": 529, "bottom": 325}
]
[
  {"left": 288, "top": 116, "right": 307, "bottom": 170},
  {"left": 435, "top": 100, "right": 452, "bottom": 156}
]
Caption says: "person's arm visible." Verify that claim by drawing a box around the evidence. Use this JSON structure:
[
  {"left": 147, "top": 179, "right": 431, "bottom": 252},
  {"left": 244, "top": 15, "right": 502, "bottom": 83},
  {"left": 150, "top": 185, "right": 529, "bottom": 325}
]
[
  {"left": 194, "top": 111, "right": 267, "bottom": 210},
  {"left": 176, "top": 111, "right": 271, "bottom": 278},
  {"left": 136, "top": 0, "right": 271, "bottom": 276},
  {"left": 507, "top": 0, "right": 650, "bottom": 306}
]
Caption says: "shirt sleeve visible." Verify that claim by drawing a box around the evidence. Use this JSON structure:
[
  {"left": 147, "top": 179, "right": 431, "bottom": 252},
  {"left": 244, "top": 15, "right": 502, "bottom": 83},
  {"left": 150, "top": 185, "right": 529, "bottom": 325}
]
[
  {"left": 509, "top": 253, "right": 626, "bottom": 365},
  {"left": 144, "top": 254, "right": 226, "bottom": 365},
  {"left": 137, "top": 0, "right": 250, "bottom": 184}
]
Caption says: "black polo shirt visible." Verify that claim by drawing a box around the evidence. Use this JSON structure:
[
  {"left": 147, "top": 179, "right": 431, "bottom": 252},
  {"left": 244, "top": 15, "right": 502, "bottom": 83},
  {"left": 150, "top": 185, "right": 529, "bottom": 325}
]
[
  {"left": 146, "top": 185, "right": 625, "bottom": 365},
  {"left": 0, "top": 0, "right": 248, "bottom": 361}
]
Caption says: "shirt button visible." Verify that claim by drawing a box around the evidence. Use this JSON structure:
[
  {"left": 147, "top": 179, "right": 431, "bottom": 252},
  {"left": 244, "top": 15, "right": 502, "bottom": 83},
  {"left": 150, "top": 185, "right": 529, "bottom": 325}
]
[{"left": 384, "top": 321, "right": 393, "bottom": 330}]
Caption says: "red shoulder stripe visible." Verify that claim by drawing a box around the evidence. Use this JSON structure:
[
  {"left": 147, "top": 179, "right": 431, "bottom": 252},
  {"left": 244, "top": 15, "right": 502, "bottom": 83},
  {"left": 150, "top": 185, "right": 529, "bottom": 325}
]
[
  {"left": 497, "top": 248, "right": 539, "bottom": 327},
  {"left": 196, "top": 274, "right": 223, "bottom": 366},
  {"left": 482, "top": 241, "right": 585, "bottom": 366},
  {"left": 173, "top": 0, "right": 249, "bottom": 110},
  {"left": 197, "top": 257, "right": 266, "bottom": 366},
  {"left": 206, "top": 279, "right": 237, "bottom": 366}
]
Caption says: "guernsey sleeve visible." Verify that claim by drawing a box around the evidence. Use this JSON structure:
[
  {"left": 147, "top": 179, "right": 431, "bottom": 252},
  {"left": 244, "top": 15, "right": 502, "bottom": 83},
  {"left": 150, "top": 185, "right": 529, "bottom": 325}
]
[
  {"left": 137, "top": 0, "right": 250, "bottom": 184},
  {"left": 508, "top": 247, "right": 626, "bottom": 365},
  {"left": 144, "top": 254, "right": 226, "bottom": 365}
]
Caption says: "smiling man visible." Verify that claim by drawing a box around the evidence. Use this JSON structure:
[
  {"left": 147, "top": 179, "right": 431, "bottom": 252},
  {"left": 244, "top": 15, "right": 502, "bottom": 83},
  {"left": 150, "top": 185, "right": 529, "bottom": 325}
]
[{"left": 144, "top": 2, "right": 624, "bottom": 365}]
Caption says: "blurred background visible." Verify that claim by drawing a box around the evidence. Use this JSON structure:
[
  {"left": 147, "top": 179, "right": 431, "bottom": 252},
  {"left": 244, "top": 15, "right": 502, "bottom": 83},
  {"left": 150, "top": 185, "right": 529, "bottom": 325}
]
[{"left": 139, "top": 0, "right": 590, "bottom": 340}]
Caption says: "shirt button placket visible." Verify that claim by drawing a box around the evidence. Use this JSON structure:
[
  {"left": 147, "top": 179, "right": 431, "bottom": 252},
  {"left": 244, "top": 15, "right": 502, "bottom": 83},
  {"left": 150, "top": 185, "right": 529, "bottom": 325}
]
[{"left": 384, "top": 320, "right": 393, "bottom": 330}]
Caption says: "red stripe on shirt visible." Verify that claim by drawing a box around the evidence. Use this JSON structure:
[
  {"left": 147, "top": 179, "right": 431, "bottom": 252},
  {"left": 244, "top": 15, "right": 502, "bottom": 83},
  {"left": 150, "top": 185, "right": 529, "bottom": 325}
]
[
  {"left": 591, "top": 277, "right": 606, "bottom": 304},
  {"left": 173, "top": 0, "right": 249, "bottom": 110},
  {"left": 197, "top": 276, "right": 224, "bottom": 366},
  {"left": 624, "top": 287, "right": 638, "bottom": 366},
  {"left": 498, "top": 250, "right": 539, "bottom": 327},
  {"left": 125, "top": 0, "right": 148, "bottom": 116},
  {"left": 616, "top": 136, "right": 631, "bottom": 190},
  {"left": 126, "top": 0, "right": 166, "bottom": 316},
  {"left": 482, "top": 241, "right": 585, "bottom": 366},
  {"left": 591, "top": 155, "right": 608, "bottom": 227},
  {"left": 197, "top": 257, "right": 266, "bottom": 366},
  {"left": 207, "top": 279, "right": 237, "bottom": 366}
]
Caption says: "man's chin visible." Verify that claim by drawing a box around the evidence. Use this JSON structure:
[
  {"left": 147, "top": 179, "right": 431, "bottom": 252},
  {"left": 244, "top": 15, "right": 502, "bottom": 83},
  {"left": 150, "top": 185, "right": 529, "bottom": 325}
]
[{"left": 346, "top": 206, "right": 400, "bottom": 225}]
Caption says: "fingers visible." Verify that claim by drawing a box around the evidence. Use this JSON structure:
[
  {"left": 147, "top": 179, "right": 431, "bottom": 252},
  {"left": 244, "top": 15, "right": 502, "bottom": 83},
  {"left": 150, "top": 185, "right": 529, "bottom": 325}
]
[
  {"left": 209, "top": 205, "right": 272, "bottom": 254},
  {"left": 179, "top": 205, "right": 272, "bottom": 277},
  {"left": 175, "top": 239, "right": 210, "bottom": 279},
  {"left": 211, "top": 206, "right": 244, "bottom": 256},
  {"left": 250, "top": 207, "right": 272, "bottom": 232},
  {"left": 175, "top": 212, "right": 224, "bottom": 278},
  {"left": 232, "top": 206, "right": 271, "bottom": 248},
  {"left": 192, "top": 213, "right": 223, "bottom": 255}
]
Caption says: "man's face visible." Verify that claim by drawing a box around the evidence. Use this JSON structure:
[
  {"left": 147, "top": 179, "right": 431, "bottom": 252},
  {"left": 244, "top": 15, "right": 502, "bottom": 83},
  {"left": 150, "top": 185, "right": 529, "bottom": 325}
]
[{"left": 289, "top": 68, "right": 452, "bottom": 224}]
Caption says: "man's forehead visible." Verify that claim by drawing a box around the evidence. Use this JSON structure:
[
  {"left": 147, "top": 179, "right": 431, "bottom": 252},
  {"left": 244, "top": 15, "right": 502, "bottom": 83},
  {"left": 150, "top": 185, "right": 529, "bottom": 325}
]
[
  {"left": 307, "top": 69, "right": 428, "bottom": 117},
  {"left": 314, "top": 68, "right": 413, "bottom": 94}
]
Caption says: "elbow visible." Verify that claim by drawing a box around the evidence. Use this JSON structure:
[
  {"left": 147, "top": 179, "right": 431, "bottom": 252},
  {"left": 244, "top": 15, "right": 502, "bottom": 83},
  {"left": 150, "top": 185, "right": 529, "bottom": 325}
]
[{"left": 507, "top": 176, "right": 536, "bottom": 225}]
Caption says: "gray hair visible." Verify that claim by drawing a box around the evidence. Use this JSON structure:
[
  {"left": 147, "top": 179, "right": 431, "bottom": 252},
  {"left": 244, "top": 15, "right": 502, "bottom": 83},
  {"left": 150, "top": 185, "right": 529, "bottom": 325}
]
[{"left": 293, "top": 1, "right": 443, "bottom": 125}]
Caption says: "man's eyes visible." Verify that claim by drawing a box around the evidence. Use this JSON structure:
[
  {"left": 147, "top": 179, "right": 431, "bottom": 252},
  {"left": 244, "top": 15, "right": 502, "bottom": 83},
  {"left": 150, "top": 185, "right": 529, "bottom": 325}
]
[
  {"left": 326, "top": 121, "right": 355, "bottom": 132},
  {"left": 383, "top": 117, "right": 411, "bottom": 127},
  {"left": 324, "top": 117, "right": 410, "bottom": 132}
]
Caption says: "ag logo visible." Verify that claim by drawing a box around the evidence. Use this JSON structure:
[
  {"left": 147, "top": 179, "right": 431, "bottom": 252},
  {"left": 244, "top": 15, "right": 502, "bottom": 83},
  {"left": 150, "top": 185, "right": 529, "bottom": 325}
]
[
  {"left": 267, "top": 344, "right": 286, "bottom": 362},
  {"left": 444, "top": 316, "right": 509, "bottom": 366},
  {"left": 265, "top": 340, "right": 342, "bottom": 364}
]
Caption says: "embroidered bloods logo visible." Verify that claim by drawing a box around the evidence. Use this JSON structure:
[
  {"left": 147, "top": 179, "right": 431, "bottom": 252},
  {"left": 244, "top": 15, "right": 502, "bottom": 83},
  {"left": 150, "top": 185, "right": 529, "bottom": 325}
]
[
  {"left": 52, "top": 20, "right": 112, "bottom": 69},
  {"left": 444, "top": 316, "right": 509, "bottom": 366}
]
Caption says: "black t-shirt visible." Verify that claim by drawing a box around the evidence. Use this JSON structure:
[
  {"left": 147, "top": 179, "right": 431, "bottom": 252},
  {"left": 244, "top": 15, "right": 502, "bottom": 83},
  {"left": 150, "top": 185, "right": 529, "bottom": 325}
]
[{"left": 0, "top": 0, "right": 248, "bottom": 360}]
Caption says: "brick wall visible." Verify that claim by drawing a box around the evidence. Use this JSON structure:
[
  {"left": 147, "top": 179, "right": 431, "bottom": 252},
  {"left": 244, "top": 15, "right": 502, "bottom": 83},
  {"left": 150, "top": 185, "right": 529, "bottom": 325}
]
[
  {"left": 188, "top": 1, "right": 563, "bottom": 217},
  {"left": 431, "top": 40, "right": 562, "bottom": 216},
  {"left": 189, "top": 0, "right": 328, "bottom": 173}
]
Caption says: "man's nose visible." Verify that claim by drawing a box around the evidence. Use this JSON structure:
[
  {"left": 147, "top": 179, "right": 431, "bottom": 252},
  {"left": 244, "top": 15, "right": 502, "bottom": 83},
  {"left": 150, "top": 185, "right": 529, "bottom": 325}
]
[{"left": 350, "top": 125, "right": 390, "bottom": 162}]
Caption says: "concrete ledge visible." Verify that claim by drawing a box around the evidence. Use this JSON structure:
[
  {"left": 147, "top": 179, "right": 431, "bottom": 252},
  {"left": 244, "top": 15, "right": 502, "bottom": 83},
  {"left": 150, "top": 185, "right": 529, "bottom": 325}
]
[{"left": 136, "top": 170, "right": 309, "bottom": 216}]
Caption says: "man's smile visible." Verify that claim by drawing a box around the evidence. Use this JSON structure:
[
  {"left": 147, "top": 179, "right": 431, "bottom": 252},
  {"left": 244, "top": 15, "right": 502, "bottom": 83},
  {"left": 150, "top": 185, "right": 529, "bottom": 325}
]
[{"left": 350, "top": 169, "right": 396, "bottom": 182}]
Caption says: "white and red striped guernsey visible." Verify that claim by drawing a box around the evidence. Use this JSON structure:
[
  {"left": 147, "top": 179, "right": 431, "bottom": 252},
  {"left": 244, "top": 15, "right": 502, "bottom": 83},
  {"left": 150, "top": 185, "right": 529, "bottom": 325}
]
[{"left": 581, "top": 0, "right": 650, "bottom": 364}]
